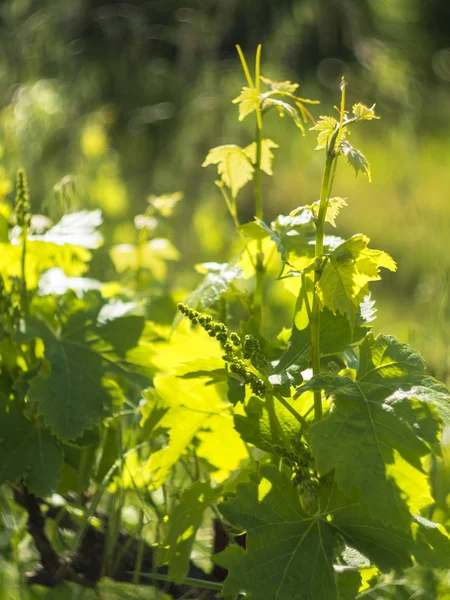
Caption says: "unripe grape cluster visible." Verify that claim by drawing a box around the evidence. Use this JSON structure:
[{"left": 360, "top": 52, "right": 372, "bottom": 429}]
[
  {"left": 14, "top": 169, "right": 31, "bottom": 230},
  {"left": 274, "top": 437, "right": 319, "bottom": 501},
  {"left": 177, "top": 303, "right": 267, "bottom": 398}
]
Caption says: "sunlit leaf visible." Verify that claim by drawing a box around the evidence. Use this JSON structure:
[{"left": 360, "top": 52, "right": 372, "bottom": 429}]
[
  {"left": 352, "top": 103, "right": 379, "bottom": 121},
  {"left": 232, "top": 86, "right": 260, "bottom": 121},
  {"left": 244, "top": 139, "right": 279, "bottom": 175},
  {"left": 260, "top": 76, "right": 299, "bottom": 94},
  {"left": 309, "top": 197, "right": 348, "bottom": 228},
  {"left": 161, "top": 481, "right": 220, "bottom": 582},
  {"left": 28, "top": 209, "right": 103, "bottom": 248},
  {"left": 148, "top": 191, "right": 183, "bottom": 217},
  {"left": 316, "top": 234, "right": 396, "bottom": 321},
  {"left": 202, "top": 144, "right": 254, "bottom": 197},
  {"left": 339, "top": 141, "right": 371, "bottom": 181},
  {"left": 310, "top": 115, "right": 338, "bottom": 149}
]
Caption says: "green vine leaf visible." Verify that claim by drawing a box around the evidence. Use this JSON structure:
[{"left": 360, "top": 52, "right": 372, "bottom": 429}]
[
  {"left": 262, "top": 97, "right": 306, "bottom": 132},
  {"left": 309, "top": 197, "right": 348, "bottom": 228},
  {"left": 202, "top": 144, "right": 254, "bottom": 198},
  {"left": 339, "top": 141, "right": 371, "bottom": 181},
  {"left": 145, "top": 358, "right": 247, "bottom": 488},
  {"left": 244, "top": 139, "right": 279, "bottom": 175},
  {"left": 352, "top": 103, "right": 379, "bottom": 121},
  {"left": 172, "top": 262, "right": 243, "bottom": 331},
  {"left": 160, "top": 481, "right": 221, "bottom": 582},
  {"left": 234, "top": 395, "right": 304, "bottom": 453},
  {"left": 297, "top": 334, "right": 450, "bottom": 526},
  {"left": 275, "top": 307, "right": 370, "bottom": 375},
  {"left": 0, "top": 395, "right": 63, "bottom": 496},
  {"left": 232, "top": 86, "right": 260, "bottom": 121},
  {"left": 260, "top": 76, "right": 299, "bottom": 94},
  {"left": 310, "top": 116, "right": 338, "bottom": 149},
  {"left": 316, "top": 234, "right": 396, "bottom": 321},
  {"left": 27, "top": 305, "right": 148, "bottom": 441},
  {"left": 219, "top": 466, "right": 338, "bottom": 600},
  {"left": 219, "top": 467, "right": 415, "bottom": 600}
]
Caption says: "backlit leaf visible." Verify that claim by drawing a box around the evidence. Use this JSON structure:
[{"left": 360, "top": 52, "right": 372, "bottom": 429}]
[
  {"left": 316, "top": 234, "right": 396, "bottom": 321},
  {"left": 202, "top": 144, "right": 254, "bottom": 197},
  {"left": 232, "top": 86, "right": 259, "bottom": 121},
  {"left": 339, "top": 141, "right": 371, "bottom": 181},
  {"left": 310, "top": 116, "right": 338, "bottom": 149},
  {"left": 161, "top": 481, "right": 220, "bottom": 582},
  {"left": 244, "top": 139, "right": 279, "bottom": 175},
  {"left": 309, "top": 197, "right": 348, "bottom": 228},
  {"left": 352, "top": 103, "right": 379, "bottom": 121}
]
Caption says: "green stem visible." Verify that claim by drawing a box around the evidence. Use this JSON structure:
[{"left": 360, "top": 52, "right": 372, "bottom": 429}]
[
  {"left": 254, "top": 48, "right": 264, "bottom": 326},
  {"left": 20, "top": 224, "right": 28, "bottom": 315},
  {"left": 136, "top": 572, "right": 224, "bottom": 592},
  {"left": 309, "top": 83, "right": 347, "bottom": 422},
  {"left": 310, "top": 154, "right": 334, "bottom": 422}
]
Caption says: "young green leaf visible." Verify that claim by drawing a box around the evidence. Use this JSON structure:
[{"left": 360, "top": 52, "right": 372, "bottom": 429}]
[
  {"left": 316, "top": 234, "right": 396, "bottom": 321},
  {"left": 310, "top": 115, "right": 338, "bottom": 149},
  {"left": 309, "top": 197, "right": 348, "bottom": 228},
  {"left": 244, "top": 138, "right": 279, "bottom": 175},
  {"left": 202, "top": 145, "right": 254, "bottom": 198},
  {"left": 352, "top": 103, "right": 379, "bottom": 121},
  {"left": 232, "top": 86, "right": 260, "bottom": 121},
  {"left": 260, "top": 76, "right": 299, "bottom": 94},
  {"left": 339, "top": 141, "right": 371, "bottom": 181}
]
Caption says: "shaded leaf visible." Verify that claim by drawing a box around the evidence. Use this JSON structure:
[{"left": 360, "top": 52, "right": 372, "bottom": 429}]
[
  {"left": 0, "top": 395, "right": 63, "bottom": 496},
  {"left": 28, "top": 307, "right": 148, "bottom": 441},
  {"left": 219, "top": 466, "right": 338, "bottom": 600}
]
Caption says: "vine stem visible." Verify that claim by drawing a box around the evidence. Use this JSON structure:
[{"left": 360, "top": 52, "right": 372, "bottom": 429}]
[
  {"left": 309, "top": 80, "right": 346, "bottom": 422},
  {"left": 20, "top": 222, "right": 28, "bottom": 315},
  {"left": 236, "top": 44, "right": 265, "bottom": 326},
  {"left": 253, "top": 44, "right": 264, "bottom": 327},
  {"left": 310, "top": 156, "right": 334, "bottom": 421},
  {"left": 135, "top": 572, "right": 224, "bottom": 592}
]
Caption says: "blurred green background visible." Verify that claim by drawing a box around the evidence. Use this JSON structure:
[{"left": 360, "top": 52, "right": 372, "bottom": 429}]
[{"left": 0, "top": 0, "right": 449, "bottom": 377}]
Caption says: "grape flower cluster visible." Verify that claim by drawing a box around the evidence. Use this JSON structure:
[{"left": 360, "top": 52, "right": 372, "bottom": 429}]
[
  {"left": 274, "top": 437, "right": 319, "bottom": 510},
  {"left": 177, "top": 302, "right": 267, "bottom": 397}
]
